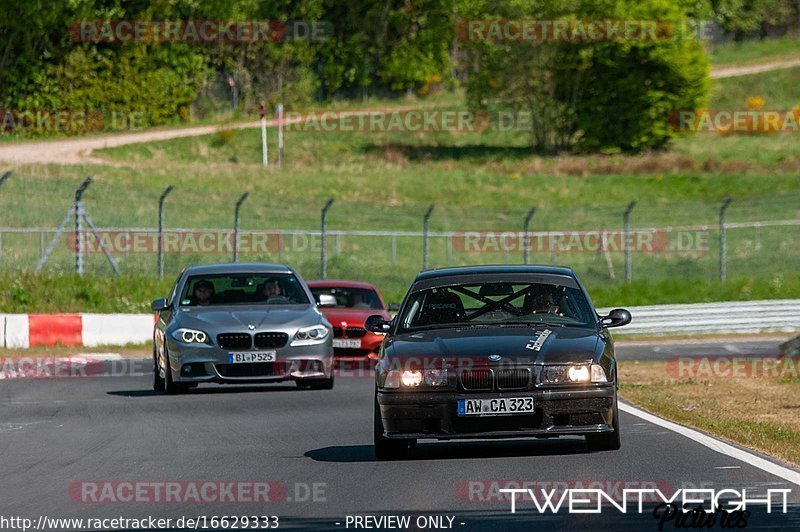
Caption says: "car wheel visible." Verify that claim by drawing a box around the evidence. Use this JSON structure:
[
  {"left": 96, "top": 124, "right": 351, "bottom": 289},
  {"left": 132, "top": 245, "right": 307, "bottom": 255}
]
[
  {"left": 373, "top": 390, "right": 409, "bottom": 460},
  {"left": 586, "top": 393, "right": 620, "bottom": 452},
  {"left": 163, "top": 346, "right": 187, "bottom": 395},
  {"left": 152, "top": 344, "right": 165, "bottom": 392}
]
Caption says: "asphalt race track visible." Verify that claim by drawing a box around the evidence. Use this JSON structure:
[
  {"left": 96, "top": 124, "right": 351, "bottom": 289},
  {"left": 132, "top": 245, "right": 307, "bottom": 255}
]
[{"left": 1, "top": 339, "right": 798, "bottom": 531}]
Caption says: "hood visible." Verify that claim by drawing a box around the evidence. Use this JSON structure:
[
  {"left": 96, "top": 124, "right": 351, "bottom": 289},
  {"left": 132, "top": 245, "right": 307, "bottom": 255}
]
[
  {"left": 384, "top": 325, "right": 602, "bottom": 366},
  {"left": 319, "top": 307, "right": 391, "bottom": 327},
  {"left": 175, "top": 304, "right": 325, "bottom": 330}
]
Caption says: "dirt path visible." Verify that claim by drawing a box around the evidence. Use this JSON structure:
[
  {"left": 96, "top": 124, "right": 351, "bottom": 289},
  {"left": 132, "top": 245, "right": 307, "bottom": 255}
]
[
  {"left": 710, "top": 57, "right": 800, "bottom": 79},
  {"left": 1, "top": 58, "right": 798, "bottom": 167},
  {"left": 0, "top": 119, "right": 266, "bottom": 165}
]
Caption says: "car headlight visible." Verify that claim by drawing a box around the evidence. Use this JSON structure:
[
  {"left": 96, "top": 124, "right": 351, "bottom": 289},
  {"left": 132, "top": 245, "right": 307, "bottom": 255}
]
[
  {"left": 291, "top": 324, "right": 330, "bottom": 346},
  {"left": 382, "top": 368, "right": 448, "bottom": 389},
  {"left": 171, "top": 328, "right": 210, "bottom": 344},
  {"left": 541, "top": 364, "right": 608, "bottom": 384}
]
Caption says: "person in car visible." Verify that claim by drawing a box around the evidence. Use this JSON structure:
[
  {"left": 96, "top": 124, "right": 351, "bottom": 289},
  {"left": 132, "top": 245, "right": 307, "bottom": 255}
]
[
  {"left": 192, "top": 280, "right": 214, "bottom": 306},
  {"left": 530, "top": 287, "right": 563, "bottom": 316},
  {"left": 261, "top": 279, "right": 287, "bottom": 302}
]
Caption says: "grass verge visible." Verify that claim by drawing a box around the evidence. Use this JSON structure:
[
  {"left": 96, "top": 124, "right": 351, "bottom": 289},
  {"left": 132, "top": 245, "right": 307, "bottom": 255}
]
[
  {"left": 2, "top": 272, "right": 800, "bottom": 313},
  {"left": 619, "top": 359, "right": 800, "bottom": 467}
]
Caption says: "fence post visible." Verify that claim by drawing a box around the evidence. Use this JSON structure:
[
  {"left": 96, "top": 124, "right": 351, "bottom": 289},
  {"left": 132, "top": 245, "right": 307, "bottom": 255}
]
[
  {"left": 623, "top": 201, "right": 637, "bottom": 283},
  {"left": 260, "top": 103, "right": 268, "bottom": 168},
  {"left": 157, "top": 185, "right": 174, "bottom": 279},
  {"left": 233, "top": 192, "right": 249, "bottom": 262},
  {"left": 321, "top": 198, "right": 335, "bottom": 278},
  {"left": 719, "top": 197, "right": 732, "bottom": 282},
  {"left": 276, "top": 103, "right": 284, "bottom": 170},
  {"left": 523, "top": 207, "right": 536, "bottom": 265},
  {"left": 74, "top": 177, "right": 93, "bottom": 276},
  {"left": 423, "top": 205, "right": 435, "bottom": 270}
]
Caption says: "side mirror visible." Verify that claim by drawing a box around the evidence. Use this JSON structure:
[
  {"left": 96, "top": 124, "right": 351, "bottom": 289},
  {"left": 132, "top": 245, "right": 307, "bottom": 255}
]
[
  {"left": 387, "top": 302, "right": 400, "bottom": 312},
  {"left": 365, "top": 314, "right": 392, "bottom": 334},
  {"left": 151, "top": 298, "right": 169, "bottom": 312},
  {"left": 601, "top": 308, "right": 631, "bottom": 328},
  {"left": 318, "top": 294, "right": 337, "bottom": 307}
]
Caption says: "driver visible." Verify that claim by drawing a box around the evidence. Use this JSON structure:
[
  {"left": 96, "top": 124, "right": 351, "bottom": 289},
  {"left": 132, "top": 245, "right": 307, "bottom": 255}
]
[
  {"left": 193, "top": 280, "right": 214, "bottom": 306},
  {"left": 531, "top": 287, "right": 562, "bottom": 316},
  {"left": 262, "top": 280, "right": 285, "bottom": 299}
]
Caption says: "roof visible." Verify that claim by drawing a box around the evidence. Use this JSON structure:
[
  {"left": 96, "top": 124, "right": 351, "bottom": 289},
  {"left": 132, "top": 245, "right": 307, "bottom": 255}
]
[
  {"left": 306, "top": 279, "right": 378, "bottom": 289},
  {"left": 183, "top": 262, "right": 293, "bottom": 275},
  {"left": 414, "top": 264, "right": 574, "bottom": 281}
]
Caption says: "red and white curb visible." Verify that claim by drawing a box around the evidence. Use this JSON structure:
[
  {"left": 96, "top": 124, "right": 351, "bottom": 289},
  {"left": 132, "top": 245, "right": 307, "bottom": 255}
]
[{"left": 0, "top": 314, "right": 154, "bottom": 348}]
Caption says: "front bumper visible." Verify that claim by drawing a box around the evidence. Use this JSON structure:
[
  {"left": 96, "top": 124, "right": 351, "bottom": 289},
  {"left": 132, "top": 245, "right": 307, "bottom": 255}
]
[
  {"left": 167, "top": 338, "right": 333, "bottom": 384},
  {"left": 377, "top": 386, "right": 615, "bottom": 440}
]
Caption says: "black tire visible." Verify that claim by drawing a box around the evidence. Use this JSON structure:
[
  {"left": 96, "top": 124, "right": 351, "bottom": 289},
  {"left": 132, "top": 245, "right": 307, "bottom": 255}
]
[
  {"left": 163, "top": 347, "right": 187, "bottom": 395},
  {"left": 373, "top": 391, "right": 409, "bottom": 460},
  {"left": 586, "top": 394, "right": 621, "bottom": 452},
  {"left": 152, "top": 345, "right": 165, "bottom": 392}
]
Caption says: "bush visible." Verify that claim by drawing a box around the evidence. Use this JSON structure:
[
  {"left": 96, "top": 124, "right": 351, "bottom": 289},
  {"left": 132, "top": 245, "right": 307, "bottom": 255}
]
[{"left": 460, "top": 0, "right": 711, "bottom": 153}]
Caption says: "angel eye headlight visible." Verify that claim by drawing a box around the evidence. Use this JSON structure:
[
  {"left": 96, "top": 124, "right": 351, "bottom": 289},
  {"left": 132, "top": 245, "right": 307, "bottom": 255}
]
[
  {"left": 291, "top": 324, "right": 330, "bottom": 346},
  {"left": 172, "top": 328, "right": 209, "bottom": 344}
]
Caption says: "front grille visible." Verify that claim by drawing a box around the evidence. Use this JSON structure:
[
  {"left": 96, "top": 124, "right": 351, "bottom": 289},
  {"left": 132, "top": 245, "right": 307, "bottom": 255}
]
[
  {"left": 460, "top": 369, "right": 493, "bottom": 391},
  {"left": 216, "top": 362, "right": 287, "bottom": 378},
  {"left": 254, "top": 332, "right": 288, "bottom": 349},
  {"left": 217, "top": 333, "right": 251, "bottom": 350},
  {"left": 333, "top": 327, "right": 367, "bottom": 338},
  {"left": 496, "top": 368, "right": 531, "bottom": 390}
]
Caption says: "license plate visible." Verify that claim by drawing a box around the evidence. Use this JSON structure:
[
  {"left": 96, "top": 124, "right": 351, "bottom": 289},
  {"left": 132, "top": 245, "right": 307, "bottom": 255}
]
[
  {"left": 333, "top": 339, "right": 361, "bottom": 348},
  {"left": 228, "top": 351, "right": 276, "bottom": 364},
  {"left": 457, "top": 397, "right": 534, "bottom": 416}
]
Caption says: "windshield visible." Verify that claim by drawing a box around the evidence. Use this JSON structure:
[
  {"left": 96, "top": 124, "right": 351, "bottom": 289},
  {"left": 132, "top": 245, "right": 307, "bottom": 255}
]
[
  {"left": 310, "top": 287, "right": 383, "bottom": 309},
  {"left": 398, "top": 282, "right": 595, "bottom": 331},
  {"left": 180, "top": 273, "right": 310, "bottom": 306}
]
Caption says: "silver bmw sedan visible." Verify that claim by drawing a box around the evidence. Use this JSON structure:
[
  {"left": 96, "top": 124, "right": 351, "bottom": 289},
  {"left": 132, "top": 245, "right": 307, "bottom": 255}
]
[{"left": 151, "top": 263, "right": 334, "bottom": 394}]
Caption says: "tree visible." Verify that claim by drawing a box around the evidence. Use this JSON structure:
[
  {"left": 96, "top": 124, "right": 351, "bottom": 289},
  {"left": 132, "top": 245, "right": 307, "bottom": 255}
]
[{"left": 457, "top": 0, "right": 710, "bottom": 152}]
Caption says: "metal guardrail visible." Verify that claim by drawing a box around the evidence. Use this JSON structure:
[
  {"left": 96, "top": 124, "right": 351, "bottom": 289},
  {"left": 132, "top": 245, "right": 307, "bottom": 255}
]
[{"left": 599, "top": 300, "right": 800, "bottom": 335}]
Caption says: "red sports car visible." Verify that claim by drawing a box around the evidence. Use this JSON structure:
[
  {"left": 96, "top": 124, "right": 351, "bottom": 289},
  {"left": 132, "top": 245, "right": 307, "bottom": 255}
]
[{"left": 307, "top": 280, "right": 394, "bottom": 360}]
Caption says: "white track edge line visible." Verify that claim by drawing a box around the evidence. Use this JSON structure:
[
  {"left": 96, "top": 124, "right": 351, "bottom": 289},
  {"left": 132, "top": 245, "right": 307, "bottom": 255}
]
[{"left": 619, "top": 402, "right": 800, "bottom": 487}]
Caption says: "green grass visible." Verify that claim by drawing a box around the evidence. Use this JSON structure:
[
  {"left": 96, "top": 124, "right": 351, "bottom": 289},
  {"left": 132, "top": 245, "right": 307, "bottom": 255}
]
[
  {"left": 709, "top": 36, "right": 800, "bottom": 66},
  {"left": 3, "top": 272, "right": 800, "bottom": 313},
  {"left": 711, "top": 65, "right": 800, "bottom": 110}
]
